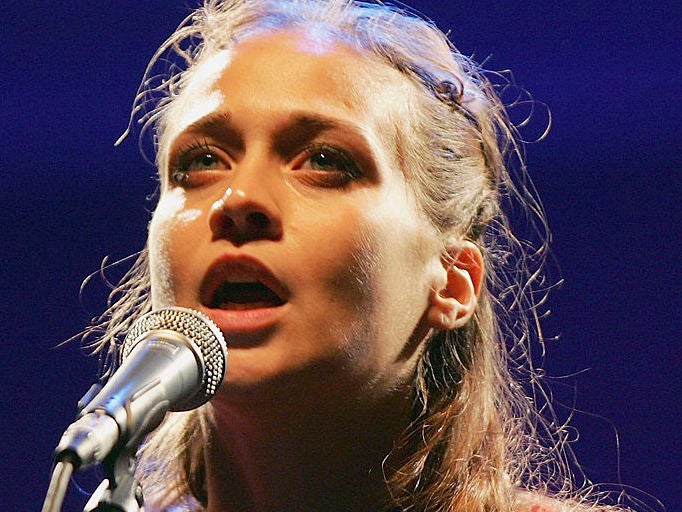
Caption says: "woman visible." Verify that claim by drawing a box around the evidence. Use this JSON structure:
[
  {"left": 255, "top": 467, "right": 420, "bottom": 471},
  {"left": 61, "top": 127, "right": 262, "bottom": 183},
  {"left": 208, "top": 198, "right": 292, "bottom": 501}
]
[{"left": 86, "top": 0, "right": 640, "bottom": 510}]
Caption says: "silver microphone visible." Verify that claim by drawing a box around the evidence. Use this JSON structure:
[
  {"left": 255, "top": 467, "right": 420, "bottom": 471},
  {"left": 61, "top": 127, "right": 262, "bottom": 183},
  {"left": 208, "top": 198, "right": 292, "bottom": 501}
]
[{"left": 54, "top": 307, "right": 227, "bottom": 469}]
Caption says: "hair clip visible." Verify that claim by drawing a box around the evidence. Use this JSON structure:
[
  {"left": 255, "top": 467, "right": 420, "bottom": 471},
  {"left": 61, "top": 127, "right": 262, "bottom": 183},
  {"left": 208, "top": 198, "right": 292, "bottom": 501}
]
[{"left": 433, "top": 79, "right": 464, "bottom": 108}]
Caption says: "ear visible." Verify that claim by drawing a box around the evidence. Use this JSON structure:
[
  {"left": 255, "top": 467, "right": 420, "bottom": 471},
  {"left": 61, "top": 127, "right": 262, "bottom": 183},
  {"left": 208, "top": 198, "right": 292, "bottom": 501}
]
[{"left": 426, "top": 240, "right": 484, "bottom": 330}]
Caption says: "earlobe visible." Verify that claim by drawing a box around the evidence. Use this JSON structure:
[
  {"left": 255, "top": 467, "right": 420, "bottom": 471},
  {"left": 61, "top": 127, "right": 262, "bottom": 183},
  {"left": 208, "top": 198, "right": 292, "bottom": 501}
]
[{"left": 426, "top": 241, "right": 484, "bottom": 330}]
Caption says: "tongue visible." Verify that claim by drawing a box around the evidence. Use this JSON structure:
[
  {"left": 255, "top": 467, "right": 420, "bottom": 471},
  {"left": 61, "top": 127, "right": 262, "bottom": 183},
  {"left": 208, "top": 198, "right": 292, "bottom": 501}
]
[{"left": 212, "top": 282, "right": 283, "bottom": 309}]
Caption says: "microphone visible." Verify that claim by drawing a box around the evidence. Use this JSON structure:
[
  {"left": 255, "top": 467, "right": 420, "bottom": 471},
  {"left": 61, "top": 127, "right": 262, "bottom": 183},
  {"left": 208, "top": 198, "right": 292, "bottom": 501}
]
[{"left": 54, "top": 307, "right": 227, "bottom": 469}]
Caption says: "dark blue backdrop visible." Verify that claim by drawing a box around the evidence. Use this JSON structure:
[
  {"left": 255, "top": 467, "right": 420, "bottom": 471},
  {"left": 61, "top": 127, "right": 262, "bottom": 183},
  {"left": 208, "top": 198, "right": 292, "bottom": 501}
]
[{"left": 2, "top": 1, "right": 679, "bottom": 510}]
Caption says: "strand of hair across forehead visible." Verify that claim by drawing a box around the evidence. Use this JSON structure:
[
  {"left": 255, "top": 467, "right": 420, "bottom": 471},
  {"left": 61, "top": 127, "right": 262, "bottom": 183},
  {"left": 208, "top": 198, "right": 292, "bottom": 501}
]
[{"left": 115, "top": 9, "right": 204, "bottom": 167}]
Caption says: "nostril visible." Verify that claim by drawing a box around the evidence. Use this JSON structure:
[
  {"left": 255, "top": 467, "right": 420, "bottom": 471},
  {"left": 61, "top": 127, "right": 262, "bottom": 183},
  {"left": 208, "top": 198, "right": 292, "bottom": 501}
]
[
  {"left": 247, "top": 211, "right": 271, "bottom": 230},
  {"left": 214, "top": 211, "right": 236, "bottom": 229},
  {"left": 208, "top": 189, "right": 282, "bottom": 243}
]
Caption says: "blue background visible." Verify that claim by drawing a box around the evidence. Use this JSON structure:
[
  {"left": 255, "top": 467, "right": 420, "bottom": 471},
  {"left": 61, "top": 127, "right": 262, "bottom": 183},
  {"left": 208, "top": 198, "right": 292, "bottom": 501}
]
[{"left": 2, "top": 1, "right": 679, "bottom": 510}]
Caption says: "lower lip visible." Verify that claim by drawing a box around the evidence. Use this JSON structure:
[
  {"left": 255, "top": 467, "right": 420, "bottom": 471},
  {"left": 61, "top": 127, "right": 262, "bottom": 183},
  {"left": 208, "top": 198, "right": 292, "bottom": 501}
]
[{"left": 201, "top": 303, "right": 288, "bottom": 340}]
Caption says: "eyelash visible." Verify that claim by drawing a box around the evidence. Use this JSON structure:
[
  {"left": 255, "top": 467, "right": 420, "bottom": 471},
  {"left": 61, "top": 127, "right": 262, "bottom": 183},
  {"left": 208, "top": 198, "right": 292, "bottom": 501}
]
[
  {"left": 169, "top": 140, "right": 225, "bottom": 185},
  {"left": 298, "top": 144, "right": 361, "bottom": 179},
  {"left": 167, "top": 141, "right": 362, "bottom": 187}
]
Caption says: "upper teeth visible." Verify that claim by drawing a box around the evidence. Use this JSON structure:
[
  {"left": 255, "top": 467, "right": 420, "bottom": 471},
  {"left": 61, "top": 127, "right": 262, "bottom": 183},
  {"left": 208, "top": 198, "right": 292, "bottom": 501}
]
[{"left": 226, "top": 274, "right": 259, "bottom": 284}]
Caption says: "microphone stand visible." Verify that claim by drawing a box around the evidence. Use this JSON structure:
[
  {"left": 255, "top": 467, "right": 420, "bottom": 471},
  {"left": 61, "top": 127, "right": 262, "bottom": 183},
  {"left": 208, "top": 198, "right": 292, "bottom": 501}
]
[
  {"left": 83, "top": 444, "right": 144, "bottom": 512},
  {"left": 41, "top": 443, "right": 144, "bottom": 512},
  {"left": 42, "top": 307, "right": 227, "bottom": 511},
  {"left": 41, "top": 383, "right": 145, "bottom": 512}
]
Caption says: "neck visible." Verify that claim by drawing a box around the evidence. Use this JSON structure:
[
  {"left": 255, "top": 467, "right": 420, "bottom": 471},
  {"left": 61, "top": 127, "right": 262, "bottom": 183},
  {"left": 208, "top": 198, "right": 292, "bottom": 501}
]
[{"left": 203, "top": 380, "right": 414, "bottom": 512}]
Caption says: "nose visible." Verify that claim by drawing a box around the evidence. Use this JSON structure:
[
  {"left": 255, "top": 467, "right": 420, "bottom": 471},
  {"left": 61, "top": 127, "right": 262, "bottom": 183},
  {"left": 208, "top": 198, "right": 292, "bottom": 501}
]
[{"left": 209, "top": 177, "right": 283, "bottom": 245}]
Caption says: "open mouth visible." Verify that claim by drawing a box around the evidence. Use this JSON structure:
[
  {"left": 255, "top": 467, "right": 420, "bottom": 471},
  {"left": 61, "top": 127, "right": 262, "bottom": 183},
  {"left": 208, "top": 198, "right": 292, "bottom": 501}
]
[
  {"left": 209, "top": 280, "right": 286, "bottom": 310},
  {"left": 200, "top": 258, "right": 288, "bottom": 312}
]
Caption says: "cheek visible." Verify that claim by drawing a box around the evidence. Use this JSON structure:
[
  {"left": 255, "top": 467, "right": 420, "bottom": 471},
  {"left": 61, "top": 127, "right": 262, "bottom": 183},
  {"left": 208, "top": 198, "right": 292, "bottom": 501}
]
[
  {"left": 148, "top": 188, "right": 203, "bottom": 308},
  {"left": 352, "top": 196, "right": 442, "bottom": 330},
  {"left": 313, "top": 197, "right": 433, "bottom": 323}
]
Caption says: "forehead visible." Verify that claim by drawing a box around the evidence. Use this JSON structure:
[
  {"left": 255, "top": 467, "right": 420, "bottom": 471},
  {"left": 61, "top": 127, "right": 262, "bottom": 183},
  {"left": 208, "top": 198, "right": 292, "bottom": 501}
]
[
  {"left": 160, "top": 29, "right": 413, "bottom": 158},
  {"left": 223, "top": 30, "right": 400, "bottom": 113}
]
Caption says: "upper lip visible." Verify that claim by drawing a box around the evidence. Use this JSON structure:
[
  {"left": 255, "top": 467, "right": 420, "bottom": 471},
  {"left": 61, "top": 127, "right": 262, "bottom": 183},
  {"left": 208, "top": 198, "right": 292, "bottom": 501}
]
[{"left": 199, "top": 253, "right": 288, "bottom": 308}]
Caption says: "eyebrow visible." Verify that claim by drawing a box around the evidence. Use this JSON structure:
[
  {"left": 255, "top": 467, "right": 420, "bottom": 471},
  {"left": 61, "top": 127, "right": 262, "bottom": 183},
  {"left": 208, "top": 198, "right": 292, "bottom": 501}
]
[
  {"left": 273, "top": 113, "right": 356, "bottom": 155},
  {"left": 167, "top": 108, "right": 384, "bottom": 181},
  {"left": 176, "top": 110, "right": 366, "bottom": 154},
  {"left": 179, "top": 111, "right": 243, "bottom": 151}
]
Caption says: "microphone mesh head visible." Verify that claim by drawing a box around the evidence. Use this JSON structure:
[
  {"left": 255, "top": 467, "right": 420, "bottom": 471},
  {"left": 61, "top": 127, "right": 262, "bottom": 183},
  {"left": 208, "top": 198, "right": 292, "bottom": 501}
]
[{"left": 122, "top": 307, "right": 227, "bottom": 410}]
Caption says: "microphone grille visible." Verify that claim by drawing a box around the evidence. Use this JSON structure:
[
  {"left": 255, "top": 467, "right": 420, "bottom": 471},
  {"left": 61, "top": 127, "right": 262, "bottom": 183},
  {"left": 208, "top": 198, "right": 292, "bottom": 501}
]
[{"left": 122, "top": 307, "right": 228, "bottom": 410}]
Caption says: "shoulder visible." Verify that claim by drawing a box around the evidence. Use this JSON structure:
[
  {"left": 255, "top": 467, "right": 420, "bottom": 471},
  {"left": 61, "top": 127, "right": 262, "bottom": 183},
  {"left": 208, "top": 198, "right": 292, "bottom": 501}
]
[
  {"left": 517, "top": 505, "right": 563, "bottom": 512},
  {"left": 513, "top": 491, "right": 622, "bottom": 512},
  {"left": 514, "top": 492, "right": 572, "bottom": 512},
  {"left": 516, "top": 503, "right": 562, "bottom": 512}
]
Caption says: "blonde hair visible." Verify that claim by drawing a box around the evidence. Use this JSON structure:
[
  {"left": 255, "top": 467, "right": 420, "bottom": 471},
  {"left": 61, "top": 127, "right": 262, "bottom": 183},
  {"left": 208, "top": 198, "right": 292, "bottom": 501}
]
[{"left": 85, "top": 1, "right": 641, "bottom": 510}]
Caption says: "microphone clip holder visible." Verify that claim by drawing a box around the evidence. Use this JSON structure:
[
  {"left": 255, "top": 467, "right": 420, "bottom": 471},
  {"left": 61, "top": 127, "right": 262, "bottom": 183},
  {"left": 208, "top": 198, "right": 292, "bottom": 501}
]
[{"left": 84, "top": 445, "right": 144, "bottom": 512}]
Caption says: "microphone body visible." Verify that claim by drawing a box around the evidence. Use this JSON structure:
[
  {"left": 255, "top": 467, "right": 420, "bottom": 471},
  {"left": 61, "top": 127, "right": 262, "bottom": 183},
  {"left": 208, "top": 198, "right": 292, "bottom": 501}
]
[{"left": 54, "top": 307, "right": 227, "bottom": 469}]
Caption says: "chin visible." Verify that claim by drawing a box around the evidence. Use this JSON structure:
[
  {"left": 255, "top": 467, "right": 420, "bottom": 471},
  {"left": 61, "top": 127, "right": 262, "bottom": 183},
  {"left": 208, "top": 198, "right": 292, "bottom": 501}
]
[{"left": 215, "top": 346, "right": 354, "bottom": 403}]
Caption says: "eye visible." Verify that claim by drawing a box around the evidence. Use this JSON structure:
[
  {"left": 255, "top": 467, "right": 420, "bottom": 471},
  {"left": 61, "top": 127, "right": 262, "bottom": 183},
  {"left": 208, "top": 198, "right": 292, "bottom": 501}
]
[
  {"left": 296, "top": 144, "right": 361, "bottom": 185},
  {"left": 186, "top": 152, "right": 222, "bottom": 171},
  {"left": 169, "top": 140, "right": 229, "bottom": 186}
]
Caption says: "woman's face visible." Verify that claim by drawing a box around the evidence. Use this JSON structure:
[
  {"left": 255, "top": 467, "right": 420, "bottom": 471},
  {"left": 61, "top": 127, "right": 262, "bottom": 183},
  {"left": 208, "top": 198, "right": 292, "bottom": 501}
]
[{"left": 148, "top": 30, "right": 448, "bottom": 401}]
